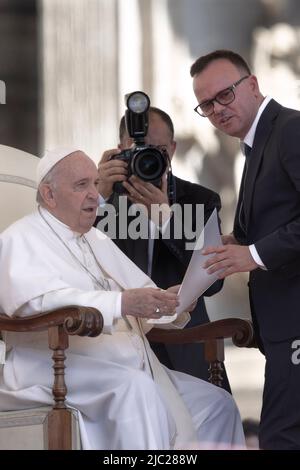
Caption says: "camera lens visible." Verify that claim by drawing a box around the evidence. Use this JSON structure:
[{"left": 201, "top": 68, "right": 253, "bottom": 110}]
[{"left": 132, "top": 148, "right": 167, "bottom": 182}]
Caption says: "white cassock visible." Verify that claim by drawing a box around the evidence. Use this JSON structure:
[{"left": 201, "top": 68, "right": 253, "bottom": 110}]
[{"left": 0, "top": 208, "right": 245, "bottom": 450}]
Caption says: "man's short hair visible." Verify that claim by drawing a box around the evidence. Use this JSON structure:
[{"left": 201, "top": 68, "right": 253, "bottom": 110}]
[
  {"left": 190, "top": 49, "right": 251, "bottom": 77},
  {"left": 36, "top": 165, "right": 58, "bottom": 204},
  {"left": 119, "top": 106, "right": 175, "bottom": 142}
]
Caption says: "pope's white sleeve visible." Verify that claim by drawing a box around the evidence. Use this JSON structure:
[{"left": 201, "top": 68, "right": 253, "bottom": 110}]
[{"left": 16, "top": 288, "right": 122, "bottom": 334}]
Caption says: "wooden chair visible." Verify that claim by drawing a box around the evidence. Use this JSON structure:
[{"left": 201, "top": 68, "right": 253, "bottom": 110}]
[
  {"left": 0, "top": 309, "right": 254, "bottom": 449},
  {"left": 147, "top": 318, "right": 255, "bottom": 387},
  {"left": 0, "top": 144, "right": 255, "bottom": 449},
  {"left": 0, "top": 144, "right": 38, "bottom": 232},
  {"left": 0, "top": 306, "right": 104, "bottom": 449}
]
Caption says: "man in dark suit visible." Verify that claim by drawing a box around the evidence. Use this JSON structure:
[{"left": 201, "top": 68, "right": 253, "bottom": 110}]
[
  {"left": 191, "top": 49, "right": 300, "bottom": 449},
  {"left": 95, "top": 106, "right": 231, "bottom": 391}
]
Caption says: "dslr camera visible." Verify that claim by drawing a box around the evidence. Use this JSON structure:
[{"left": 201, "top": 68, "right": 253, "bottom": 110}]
[{"left": 111, "top": 91, "right": 169, "bottom": 194}]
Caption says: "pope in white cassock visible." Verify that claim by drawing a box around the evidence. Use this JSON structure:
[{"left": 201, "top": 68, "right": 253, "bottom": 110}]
[{"left": 0, "top": 148, "right": 245, "bottom": 450}]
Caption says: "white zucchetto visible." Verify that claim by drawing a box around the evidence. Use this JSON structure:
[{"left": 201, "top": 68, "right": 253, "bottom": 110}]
[{"left": 36, "top": 147, "right": 82, "bottom": 185}]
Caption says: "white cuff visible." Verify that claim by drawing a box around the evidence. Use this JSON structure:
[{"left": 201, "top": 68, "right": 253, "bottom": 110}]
[
  {"left": 115, "top": 293, "right": 122, "bottom": 319},
  {"left": 249, "top": 244, "right": 267, "bottom": 270}
]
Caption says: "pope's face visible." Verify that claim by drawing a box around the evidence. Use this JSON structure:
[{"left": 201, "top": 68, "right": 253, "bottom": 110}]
[{"left": 51, "top": 152, "right": 100, "bottom": 233}]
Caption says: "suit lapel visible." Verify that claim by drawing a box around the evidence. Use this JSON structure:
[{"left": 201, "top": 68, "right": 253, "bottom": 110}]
[
  {"left": 243, "top": 99, "right": 282, "bottom": 228},
  {"left": 233, "top": 161, "right": 248, "bottom": 239},
  {"left": 113, "top": 195, "right": 149, "bottom": 273}
]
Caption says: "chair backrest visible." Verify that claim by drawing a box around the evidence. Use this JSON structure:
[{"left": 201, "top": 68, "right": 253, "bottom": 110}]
[
  {"left": 0, "top": 145, "right": 51, "bottom": 449},
  {"left": 0, "top": 144, "right": 38, "bottom": 232}
]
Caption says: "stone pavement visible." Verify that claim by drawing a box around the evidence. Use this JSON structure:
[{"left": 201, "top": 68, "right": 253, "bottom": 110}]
[{"left": 225, "top": 343, "right": 265, "bottom": 422}]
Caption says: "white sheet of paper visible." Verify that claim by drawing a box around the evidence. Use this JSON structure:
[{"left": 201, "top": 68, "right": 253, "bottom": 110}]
[
  {"left": 176, "top": 208, "right": 222, "bottom": 315},
  {"left": 148, "top": 208, "right": 223, "bottom": 324}
]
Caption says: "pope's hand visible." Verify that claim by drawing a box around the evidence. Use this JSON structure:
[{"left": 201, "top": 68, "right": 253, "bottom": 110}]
[
  {"left": 121, "top": 287, "right": 179, "bottom": 319},
  {"left": 165, "top": 285, "right": 196, "bottom": 313}
]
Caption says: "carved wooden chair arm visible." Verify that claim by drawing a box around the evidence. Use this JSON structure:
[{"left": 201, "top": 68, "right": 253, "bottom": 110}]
[
  {"left": 0, "top": 306, "right": 103, "bottom": 449},
  {"left": 0, "top": 305, "right": 103, "bottom": 336},
  {"left": 147, "top": 318, "right": 254, "bottom": 347},
  {"left": 147, "top": 318, "right": 255, "bottom": 388}
]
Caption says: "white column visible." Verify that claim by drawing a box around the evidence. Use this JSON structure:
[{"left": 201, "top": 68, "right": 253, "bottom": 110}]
[
  {"left": 40, "top": 0, "right": 119, "bottom": 161},
  {"left": 117, "top": 0, "right": 143, "bottom": 115}
]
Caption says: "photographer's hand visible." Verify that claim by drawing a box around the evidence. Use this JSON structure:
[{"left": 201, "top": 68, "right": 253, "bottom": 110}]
[
  {"left": 123, "top": 174, "right": 168, "bottom": 207},
  {"left": 123, "top": 174, "right": 172, "bottom": 226},
  {"left": 97, "top": 149, "right": 128, "bottom": 199}
]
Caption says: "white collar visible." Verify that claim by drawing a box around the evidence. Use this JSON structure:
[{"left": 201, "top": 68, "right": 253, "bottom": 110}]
[
  {"left": 243, "top": 96, "right": 272, "bottom": 148},
  {"left": 39, "top": 206, "right": 83, "bottom": 241}
]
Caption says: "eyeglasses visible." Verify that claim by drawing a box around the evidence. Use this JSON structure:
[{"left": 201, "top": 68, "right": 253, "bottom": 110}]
[{"left": 194, "top": 75, "right": 250, "bottom": 118}]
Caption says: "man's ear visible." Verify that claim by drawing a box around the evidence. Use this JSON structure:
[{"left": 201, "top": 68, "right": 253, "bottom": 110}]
[
  {"left": 169, "top": 140, "right": 176, "bottom": 159},
  {"left": 119, "top": 136, "right": 134, "bottom": 150},
  {"left": 39, "top": 183, "right": 57, "bottom": 208},
  {"left": 249, "top": 75, "right": 260, "bottom": 96}
]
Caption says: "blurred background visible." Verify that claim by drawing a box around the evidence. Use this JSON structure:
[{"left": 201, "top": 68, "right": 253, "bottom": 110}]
[{"left": 1, "top": 0, "right": 300, "bottom": 426}]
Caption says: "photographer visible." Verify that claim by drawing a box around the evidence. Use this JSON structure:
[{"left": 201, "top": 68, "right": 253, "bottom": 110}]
[{"left": 96, "top": 105, "right": 230, "bottom": 391}]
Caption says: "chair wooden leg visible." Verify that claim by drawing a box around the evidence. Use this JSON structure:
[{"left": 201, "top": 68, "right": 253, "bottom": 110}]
[
  {"left": 47, "top": 409, "right": 72, "bottom": 450},
  {"left": 48, "top": 325, "right": 72, "bottom": 449},
  {"left": 204, "top": 338, "right": 225, "bottom": 387}
]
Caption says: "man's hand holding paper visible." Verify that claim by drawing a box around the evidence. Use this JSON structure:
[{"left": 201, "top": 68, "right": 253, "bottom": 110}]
[{"left": 202, "top": 244, "right": 259, "bottom": 278}]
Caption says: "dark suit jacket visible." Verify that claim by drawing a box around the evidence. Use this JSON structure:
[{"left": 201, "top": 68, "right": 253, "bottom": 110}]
[
  {"left": 234, "top": 99, "right": 300, "bottom": 343},
  {"left": 95, "top": 176, "right": 228, "bottom": 387}
]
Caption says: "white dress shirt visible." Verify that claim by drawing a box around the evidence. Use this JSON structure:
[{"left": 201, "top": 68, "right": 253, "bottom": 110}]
[{"left": 242, "top": 96, "right": 272, "bottom": 270}]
